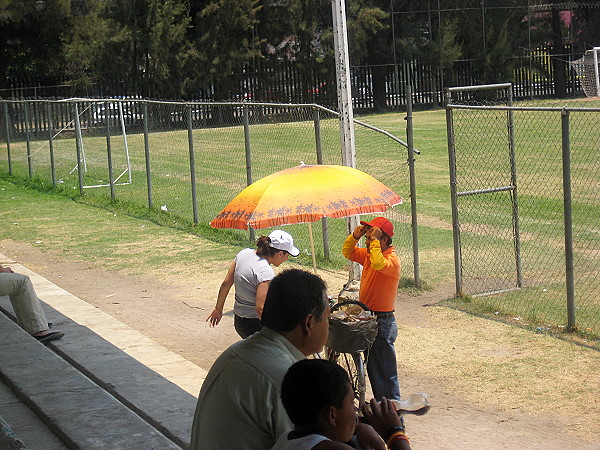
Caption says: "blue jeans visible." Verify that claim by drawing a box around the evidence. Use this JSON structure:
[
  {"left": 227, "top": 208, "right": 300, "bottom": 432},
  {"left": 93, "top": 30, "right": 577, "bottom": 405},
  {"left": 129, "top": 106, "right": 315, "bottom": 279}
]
[{"left": 365, "top": 315, "right": 400, "bottom": 401}]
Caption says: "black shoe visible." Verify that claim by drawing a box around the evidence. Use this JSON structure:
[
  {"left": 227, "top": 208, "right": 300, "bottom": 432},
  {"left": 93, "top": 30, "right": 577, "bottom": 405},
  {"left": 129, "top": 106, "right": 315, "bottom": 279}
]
[{"left": 34, "top": 331, "right": 64, "bottom": 343}]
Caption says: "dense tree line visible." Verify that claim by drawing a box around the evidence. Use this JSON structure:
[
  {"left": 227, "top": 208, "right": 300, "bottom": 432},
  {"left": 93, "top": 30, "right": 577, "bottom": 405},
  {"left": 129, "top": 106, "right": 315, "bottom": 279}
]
[{"left": 1, "top": 0, "right": 599, "bottom": 101}]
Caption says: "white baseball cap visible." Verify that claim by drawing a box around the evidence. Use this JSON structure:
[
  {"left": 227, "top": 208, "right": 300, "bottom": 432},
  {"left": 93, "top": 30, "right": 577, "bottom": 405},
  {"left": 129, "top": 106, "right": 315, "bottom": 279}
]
[{"left": 268, "top": 230, "right": 300, "bottom": 257}]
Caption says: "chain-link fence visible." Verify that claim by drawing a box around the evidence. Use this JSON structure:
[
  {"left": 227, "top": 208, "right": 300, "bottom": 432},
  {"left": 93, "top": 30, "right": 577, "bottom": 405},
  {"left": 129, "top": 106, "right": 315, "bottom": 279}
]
[
  {"left": 0, "top": 99, "right": 416, "bottom": 280},
  {"left": 446, "top": 84, "right": 600, "bottom": 344}
]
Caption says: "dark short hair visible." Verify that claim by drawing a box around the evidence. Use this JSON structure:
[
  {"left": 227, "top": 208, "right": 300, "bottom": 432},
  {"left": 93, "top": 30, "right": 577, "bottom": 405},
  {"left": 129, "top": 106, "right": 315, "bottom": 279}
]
[
  {"left": 281, "top": 359, "right": 350, "bottom": 426},
  {"left": 382, "top": 232, "right": 392, "bottom": 245},
  {"left": 261, "top": 269, "right": 327, "bottom": 332}
]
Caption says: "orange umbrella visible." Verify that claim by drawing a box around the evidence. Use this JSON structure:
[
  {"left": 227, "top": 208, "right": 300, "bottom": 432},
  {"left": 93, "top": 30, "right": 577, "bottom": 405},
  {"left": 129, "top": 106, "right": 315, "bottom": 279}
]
[
  {"left": 211, "top": 164, "right": 403, "bottom": 271},
  {"left": 211, "top": 164, "right": 402, "bottom": 230}
]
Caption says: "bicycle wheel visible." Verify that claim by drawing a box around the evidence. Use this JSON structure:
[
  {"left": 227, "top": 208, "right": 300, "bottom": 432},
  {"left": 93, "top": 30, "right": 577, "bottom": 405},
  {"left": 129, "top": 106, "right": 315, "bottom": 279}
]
[{"left": 328, "top": 349, "right": 367, "bottom": 408}]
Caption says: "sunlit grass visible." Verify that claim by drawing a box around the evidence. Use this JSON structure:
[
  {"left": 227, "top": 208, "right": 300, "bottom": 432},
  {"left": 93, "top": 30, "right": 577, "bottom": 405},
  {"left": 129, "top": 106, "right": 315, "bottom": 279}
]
[{"left": 1, "top": 101, "right": 598, "bottom": 344}]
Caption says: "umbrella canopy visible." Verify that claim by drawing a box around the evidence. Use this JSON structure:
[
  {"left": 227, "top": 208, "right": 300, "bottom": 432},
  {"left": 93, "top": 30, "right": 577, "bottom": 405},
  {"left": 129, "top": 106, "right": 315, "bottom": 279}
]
[{"left": 210, "top": 164, "right": 403, "bottom": 230}]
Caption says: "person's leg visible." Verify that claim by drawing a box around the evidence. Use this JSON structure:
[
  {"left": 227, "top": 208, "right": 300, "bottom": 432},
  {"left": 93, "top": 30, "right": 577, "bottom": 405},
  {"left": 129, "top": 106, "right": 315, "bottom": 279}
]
[
  {"left": 0, "top": 272, "right": 49, "bottom": 334},
  {"left": 233, "top": 314, "right": 262, "bottom": 339},
  {"left": 365, "top": 316, "right": 400, "bottom": 401}
]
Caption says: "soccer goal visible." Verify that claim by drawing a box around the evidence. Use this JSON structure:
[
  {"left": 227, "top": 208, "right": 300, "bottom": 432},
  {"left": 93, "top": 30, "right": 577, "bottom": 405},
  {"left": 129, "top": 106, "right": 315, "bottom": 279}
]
[
  {"left": 570, "top": 47, "right": 600, "bottom": 98},
  {"left": 70, "top": 100, "right": 133, "bottom": 189}
]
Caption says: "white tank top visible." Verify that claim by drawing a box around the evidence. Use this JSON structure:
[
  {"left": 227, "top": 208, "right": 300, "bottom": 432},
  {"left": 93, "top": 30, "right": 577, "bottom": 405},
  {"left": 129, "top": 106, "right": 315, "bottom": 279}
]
[{"left": 271, "top": 432, "right": 330, "bottom": 450}]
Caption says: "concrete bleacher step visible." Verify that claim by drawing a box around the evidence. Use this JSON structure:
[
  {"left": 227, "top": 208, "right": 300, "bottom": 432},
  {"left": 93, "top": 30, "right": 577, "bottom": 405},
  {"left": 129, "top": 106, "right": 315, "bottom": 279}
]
[
  {"left": 0, "top": 257, "right": 208, "bottom": 450},
  {"left": 0, "top": 414, "right": 29, "bottom": 449},
  {"left": 0, "top": 312, "right": 183, "bottom": 449},
  {"left": 0, "top": 380, "right": 67, "bottom": 450}
]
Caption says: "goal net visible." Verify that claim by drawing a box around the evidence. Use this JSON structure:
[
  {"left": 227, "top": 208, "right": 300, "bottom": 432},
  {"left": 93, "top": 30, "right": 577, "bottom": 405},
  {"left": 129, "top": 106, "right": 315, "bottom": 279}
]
[
  {"left": 570, "top": 47, "right": 600, "bottom": 98},
  {"left": 70, "top": 100, "right": 133, "bottom": 189}
]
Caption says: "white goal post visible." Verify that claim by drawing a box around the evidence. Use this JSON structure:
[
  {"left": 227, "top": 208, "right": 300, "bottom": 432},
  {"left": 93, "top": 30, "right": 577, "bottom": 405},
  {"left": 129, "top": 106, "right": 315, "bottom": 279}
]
[
  {"left": 570, "top": 47, "right": 600, "bottom": 98},
  {"left": 70, "top": 100, "right": 132, "bottom": 188}
]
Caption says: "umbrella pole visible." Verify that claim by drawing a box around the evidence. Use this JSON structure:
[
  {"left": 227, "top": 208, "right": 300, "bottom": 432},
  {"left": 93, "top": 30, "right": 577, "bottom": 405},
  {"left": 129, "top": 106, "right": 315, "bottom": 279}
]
[{"left": 307, "top": 222, "right": 318, "bottom": 273}]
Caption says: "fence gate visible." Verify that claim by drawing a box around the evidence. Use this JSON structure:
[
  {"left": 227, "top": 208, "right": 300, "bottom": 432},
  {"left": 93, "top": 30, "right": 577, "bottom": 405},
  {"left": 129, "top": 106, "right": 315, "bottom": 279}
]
[
  {"left": 446, "top": 83, "right": 523, "bottom": 298},
  {"left": 445, "top": 83, "right": 600, "bottom": 338}
]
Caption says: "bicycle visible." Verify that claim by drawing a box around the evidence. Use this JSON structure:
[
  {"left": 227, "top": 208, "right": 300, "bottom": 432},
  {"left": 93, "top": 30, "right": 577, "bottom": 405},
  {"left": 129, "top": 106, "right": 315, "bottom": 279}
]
[{"left": 325, "top": 300, "right": 378, "bottom": 408}]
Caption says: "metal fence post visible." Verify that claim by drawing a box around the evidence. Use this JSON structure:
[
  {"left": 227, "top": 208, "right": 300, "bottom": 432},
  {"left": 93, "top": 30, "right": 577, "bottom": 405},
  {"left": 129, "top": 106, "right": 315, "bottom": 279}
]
[
  {"left": 446, "top": 90, "right": 463, "bottom": 297},
  {"left": 187, "top": 104, "right": 199, "bottom": 225},
  {"left": 73, "top": 103, "right": 84, "bottom": 195},
  {"left": 314, "top": 107, "right": 330, "bottom": 260},
  {"left": 33, "top": 99, "right": 41, "bottom": 138},
  {"left": 243, "top": 104, "right": 255, "bottom": 241},
  {"left": 405, "top": 84, "right": 421, "bottom": 288},
  {"left": 106, "top": 102, "right": 115, "bottom": 201},
  {"left": 46, "top": 102, "right": 56, "bottom": 186},
  {"left": 4, "top": 102, "right": 12, "bottom": 175},
  {"left": 561, "top": 109, "right": 576, "bottom": 331},
  {"left": 143, "top": 102, "right": 153, "bottom": 209},
  {"left": 24, "top": 102, "right": 33, "bottom": 178},
  {"left": 507, "top": 88, "right": 523, "bottom": 288}
]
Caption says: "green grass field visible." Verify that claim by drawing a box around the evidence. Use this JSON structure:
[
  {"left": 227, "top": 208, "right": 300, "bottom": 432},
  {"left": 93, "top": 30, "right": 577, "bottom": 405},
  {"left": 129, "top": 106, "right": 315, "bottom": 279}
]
[{"left": 1, "top": 99, "right": 598, "bottom": 346}]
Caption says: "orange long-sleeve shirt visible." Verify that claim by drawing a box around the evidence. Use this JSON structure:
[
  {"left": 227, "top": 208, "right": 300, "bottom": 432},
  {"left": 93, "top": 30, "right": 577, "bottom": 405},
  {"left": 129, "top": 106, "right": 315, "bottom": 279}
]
[{"left": 342, "top": 234, "right": 401, "bottom": 312}]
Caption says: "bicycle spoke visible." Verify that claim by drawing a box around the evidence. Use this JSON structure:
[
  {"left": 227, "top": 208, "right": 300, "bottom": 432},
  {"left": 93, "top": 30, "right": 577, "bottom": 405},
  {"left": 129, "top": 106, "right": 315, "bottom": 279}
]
[{"left": 328, "top": 348, "right": 367, "bottom": 408}]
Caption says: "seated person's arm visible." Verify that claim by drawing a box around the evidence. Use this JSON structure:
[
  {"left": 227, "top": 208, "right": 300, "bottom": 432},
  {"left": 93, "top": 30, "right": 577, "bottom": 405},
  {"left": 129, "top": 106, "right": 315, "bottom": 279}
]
[
  {"left": 361, "top": 399, "right": 411, "bottom": 450},
  {"left": 0, "top": 265, "right": 14, "bottom": 273},
  {"left": 353, "top": 423, "right": 386, "bottom": 450}
]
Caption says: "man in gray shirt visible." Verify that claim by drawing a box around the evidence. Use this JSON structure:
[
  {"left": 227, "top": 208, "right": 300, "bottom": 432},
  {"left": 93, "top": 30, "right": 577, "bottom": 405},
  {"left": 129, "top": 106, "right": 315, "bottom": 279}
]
[{"left": 192, "top": 269, "right": 329, "bottom": 449}]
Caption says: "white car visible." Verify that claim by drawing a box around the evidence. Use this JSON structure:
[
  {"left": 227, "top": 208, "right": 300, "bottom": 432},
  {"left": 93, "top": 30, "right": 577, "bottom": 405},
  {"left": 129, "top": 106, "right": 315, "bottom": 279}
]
[{"left": 92, "top": 104, "right": 142, "bottom": 127}]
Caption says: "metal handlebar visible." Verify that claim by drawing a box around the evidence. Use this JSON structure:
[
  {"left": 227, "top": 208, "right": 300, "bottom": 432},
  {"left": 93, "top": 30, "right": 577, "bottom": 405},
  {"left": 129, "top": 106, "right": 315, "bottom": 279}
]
[{"left": 330, "top": 300, "right": 370, "bottom": 313}]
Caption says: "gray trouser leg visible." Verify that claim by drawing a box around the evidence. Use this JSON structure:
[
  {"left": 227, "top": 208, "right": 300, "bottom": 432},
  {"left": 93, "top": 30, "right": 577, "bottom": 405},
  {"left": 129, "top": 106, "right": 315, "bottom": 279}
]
[{"left": 0, "top": 272, "right": 48, "bottom": 334}]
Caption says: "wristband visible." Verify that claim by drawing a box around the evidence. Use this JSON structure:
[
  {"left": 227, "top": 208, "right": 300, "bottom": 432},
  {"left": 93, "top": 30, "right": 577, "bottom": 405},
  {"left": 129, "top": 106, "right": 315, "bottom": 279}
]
[
  {"left": 388, "top": 433, "right": 410, "bottom": 447},
  {"left": 386, "top": 431, "right": 408, "bottom": 447},
  {"left": 384, "top": 426, "right": 405, "bottom": 442}
]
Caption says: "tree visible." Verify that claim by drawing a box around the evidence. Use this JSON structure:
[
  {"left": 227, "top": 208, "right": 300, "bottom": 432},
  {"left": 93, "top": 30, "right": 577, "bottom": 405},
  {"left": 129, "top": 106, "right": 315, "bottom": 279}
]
[
  {"left": 0, "top": 0, "right": 71, "bottom": 90},
  {"left": 571, "top": 4, "right": 600, "bottom": 53},
  {"left": 421, "top": 18, "right": 463, "bottom": 105},
  {"left": 64, "top": 0, "right": 190, "bottom": 98},
  {"left": 144, "top": 0, "right": 191, "bottom": 99},
  {"left": 520, "top": 0, "right": 591, "bottom": 99},
  {"left": 63, "top": 3, "right": 131, "bottom": 94},
  {"left": 443, "top": 0, "right": 529, "bottom": 87},
  {"left": 346, "top": 0, "right": 390, "bottom": 110},
  {"left": 549, "top": 0, "right": 567, "bottom": 97},
  {"left": 257, "top": 0, "right": 333, "bottom": 103},
  {"left": 188, "top": 0, "right": 263, "bottom": 100},
  {"left": 482, "top": 20, "right": 515, "bottom": 84}
]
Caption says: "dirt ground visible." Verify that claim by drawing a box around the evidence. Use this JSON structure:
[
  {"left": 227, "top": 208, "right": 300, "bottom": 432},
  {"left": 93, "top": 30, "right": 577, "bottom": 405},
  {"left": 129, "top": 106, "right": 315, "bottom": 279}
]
[{"left": 2, "top": 239, "right": 598, "bottom": 450}]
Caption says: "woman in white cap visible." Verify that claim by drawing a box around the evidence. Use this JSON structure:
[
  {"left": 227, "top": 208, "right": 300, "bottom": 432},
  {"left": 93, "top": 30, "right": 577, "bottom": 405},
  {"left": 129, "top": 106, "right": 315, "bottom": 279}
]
[{"left": 206, "top": 230, "right": 300, "bottom": 338}]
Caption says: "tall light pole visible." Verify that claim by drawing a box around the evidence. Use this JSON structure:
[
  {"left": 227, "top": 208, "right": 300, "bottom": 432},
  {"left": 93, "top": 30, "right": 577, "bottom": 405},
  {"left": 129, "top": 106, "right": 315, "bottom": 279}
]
[
  {"left": 331, "top": 0, "right": 361, "bottom": 282},
  {"left": 331, "top": 0, "right": 356, "bottom": 169},
  {"left": 391, "top": 0, "right": 399, "bottom": 109}
]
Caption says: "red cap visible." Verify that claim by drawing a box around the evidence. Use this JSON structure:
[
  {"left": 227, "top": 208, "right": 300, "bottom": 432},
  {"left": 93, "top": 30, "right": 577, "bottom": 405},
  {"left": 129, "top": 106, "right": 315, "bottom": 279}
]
[{"left": 360, "top": 217, "right": 394, "bottom": 237}]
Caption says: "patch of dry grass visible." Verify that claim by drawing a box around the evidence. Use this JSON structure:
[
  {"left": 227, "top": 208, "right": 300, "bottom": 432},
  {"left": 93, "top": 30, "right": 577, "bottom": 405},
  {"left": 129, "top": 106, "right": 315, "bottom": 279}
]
[{"left": 399, "top": 306, "right": 600, "bottom": 439}]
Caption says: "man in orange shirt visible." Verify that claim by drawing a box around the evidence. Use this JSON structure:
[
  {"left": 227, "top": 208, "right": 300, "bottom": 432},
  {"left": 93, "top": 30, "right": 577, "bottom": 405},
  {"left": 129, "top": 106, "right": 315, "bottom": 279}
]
[{"left": 342, "top": 217, "right": 401, "bottom": 402}]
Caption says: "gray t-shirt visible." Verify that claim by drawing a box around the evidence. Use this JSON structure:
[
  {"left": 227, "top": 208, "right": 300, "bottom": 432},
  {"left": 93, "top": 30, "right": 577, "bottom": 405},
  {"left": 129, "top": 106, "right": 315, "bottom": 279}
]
[
  {"left": 190, "top": 328, "right": 304, "bottom": 450},
  {"left": 233, "top": 248, "right": 275, "bottom": 319}
]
